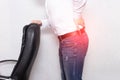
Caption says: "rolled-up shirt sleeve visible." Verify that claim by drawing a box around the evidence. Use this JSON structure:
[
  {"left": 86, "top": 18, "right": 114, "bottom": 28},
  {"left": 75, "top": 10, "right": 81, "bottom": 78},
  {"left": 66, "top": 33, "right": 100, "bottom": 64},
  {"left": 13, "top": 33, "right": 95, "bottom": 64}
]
[{"left": 72, "top": 0, "right": 87, "bottom": 19}]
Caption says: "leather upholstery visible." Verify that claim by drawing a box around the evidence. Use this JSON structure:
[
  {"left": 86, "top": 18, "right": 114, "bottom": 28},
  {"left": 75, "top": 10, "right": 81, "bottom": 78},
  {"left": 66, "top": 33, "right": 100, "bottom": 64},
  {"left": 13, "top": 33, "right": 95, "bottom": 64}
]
[{"left": 10, "top": 23, "right": 40, "bottom": 80}]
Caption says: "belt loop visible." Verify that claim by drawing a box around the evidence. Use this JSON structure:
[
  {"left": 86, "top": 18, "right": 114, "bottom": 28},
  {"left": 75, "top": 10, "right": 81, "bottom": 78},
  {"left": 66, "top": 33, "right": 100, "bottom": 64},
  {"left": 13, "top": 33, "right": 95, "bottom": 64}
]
[
  {"left": 81, "top": 27, "right": 85, "bottom": 33},
  {"left": 77, "top": 30, "right": 81, "bottom": 35},
  {"left": 58, "top": 36, "right": 61, "bottom": 41}
]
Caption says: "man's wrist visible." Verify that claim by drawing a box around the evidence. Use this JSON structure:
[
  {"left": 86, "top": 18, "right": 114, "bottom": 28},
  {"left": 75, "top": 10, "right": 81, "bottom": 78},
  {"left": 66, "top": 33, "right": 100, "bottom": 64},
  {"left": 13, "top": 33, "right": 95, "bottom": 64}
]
[{"left": 73, "top": 16, "right": 85, "bottom": 27}]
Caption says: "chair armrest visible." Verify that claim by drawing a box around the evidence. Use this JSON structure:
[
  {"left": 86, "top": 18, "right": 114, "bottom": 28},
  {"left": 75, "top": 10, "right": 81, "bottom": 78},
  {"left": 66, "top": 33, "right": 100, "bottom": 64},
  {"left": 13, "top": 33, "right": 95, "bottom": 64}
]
[
  {"left": 0, "top": 60, "right": 17, "bottom": 63},
  {"left": 0, "top": 59, "right": 17, "bottom": 79}
]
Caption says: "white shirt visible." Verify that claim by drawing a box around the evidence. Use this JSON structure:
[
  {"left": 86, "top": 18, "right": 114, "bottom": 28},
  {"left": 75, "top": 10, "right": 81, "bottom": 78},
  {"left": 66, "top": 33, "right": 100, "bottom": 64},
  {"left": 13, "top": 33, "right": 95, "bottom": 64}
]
[{"left": 42, "top": 0, "right": 87, "bottom": 35}]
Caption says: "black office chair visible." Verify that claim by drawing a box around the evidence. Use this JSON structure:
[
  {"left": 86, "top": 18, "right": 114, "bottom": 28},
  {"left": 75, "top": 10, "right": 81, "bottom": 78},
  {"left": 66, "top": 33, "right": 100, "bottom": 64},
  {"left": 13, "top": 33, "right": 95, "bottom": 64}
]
[{"left": 0, "top": 23, "right": 41, "bottom": 80}]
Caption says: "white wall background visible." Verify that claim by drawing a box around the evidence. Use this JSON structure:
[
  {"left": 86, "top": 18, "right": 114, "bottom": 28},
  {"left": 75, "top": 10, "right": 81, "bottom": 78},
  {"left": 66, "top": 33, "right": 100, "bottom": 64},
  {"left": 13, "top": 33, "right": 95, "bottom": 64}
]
[{"left": 0, "top": 0, "right": 120, "bottom": 80}]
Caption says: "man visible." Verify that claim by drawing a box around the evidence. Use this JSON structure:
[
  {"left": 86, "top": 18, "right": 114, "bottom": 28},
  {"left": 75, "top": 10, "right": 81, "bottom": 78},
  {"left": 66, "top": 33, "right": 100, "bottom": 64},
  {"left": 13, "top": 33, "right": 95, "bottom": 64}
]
[{"left": 32, "top": 0, "right": 89, "bottom": 80}]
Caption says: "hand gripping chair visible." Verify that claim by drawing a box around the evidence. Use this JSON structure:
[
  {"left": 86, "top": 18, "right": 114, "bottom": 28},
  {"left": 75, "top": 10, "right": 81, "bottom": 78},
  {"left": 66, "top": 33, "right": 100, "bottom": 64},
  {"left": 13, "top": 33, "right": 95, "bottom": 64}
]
[{"left": 0, "top": 23, "right": 41, "bottom": 80}]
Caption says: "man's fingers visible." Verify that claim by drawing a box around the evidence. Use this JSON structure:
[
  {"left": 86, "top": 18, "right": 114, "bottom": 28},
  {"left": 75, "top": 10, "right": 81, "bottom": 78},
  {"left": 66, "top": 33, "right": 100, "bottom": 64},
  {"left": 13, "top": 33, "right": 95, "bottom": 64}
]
[{"left": 32, "top": 20, "right": 42, "bottom": 25}]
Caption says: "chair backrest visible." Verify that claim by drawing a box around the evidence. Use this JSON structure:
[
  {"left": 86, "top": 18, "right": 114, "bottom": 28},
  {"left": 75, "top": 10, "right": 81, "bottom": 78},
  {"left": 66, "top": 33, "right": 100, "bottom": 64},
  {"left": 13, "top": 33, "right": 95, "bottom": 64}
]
[{"left": 10, "top": 23, "right": 40, "bottom": 80}]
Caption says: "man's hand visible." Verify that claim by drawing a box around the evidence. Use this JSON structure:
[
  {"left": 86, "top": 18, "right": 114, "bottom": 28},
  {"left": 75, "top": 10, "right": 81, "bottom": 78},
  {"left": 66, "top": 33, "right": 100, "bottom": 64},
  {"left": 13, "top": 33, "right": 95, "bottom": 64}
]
[
  {"left": 73, "top": 17, "right": 85, "bottom": 27},
  {"left": 31, "top": 20, "right": 42, "bottom": 26}
]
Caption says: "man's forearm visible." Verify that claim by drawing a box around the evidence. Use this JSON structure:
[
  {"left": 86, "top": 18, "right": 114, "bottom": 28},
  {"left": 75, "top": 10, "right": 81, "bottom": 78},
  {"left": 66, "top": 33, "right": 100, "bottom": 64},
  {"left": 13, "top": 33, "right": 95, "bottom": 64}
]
[
  {"left": 73, "top": 0, "right": 87, "bottom": 19},
  {"left": 72, "top": 0, "right": 87, "bottom": 27}
]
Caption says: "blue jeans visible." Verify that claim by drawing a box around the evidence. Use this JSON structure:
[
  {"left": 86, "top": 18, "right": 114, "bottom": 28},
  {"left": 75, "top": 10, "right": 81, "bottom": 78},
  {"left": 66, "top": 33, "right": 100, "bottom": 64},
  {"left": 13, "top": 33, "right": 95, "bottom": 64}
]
[{"left": 59, "top": 30, "right": 89, "bottom": 80}]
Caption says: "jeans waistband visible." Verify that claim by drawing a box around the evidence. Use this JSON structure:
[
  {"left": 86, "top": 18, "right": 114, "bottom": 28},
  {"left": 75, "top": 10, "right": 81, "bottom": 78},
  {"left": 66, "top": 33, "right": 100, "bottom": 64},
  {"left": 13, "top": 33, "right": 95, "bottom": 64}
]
[{"left": 58, "top": 28, "right": 85, "bottom": 41}]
